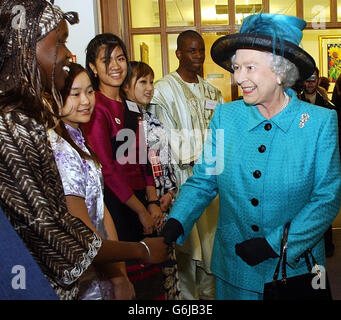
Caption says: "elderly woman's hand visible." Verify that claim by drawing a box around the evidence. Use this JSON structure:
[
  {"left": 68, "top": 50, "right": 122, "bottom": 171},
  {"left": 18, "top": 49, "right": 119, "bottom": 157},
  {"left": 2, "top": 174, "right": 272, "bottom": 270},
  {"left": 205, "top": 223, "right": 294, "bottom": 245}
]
[
  {"left": 160, "top": 218, "right": 184, "bottom": 245},
  {"left": 235, "top": 238, "right": 278, "bottom": 266}
]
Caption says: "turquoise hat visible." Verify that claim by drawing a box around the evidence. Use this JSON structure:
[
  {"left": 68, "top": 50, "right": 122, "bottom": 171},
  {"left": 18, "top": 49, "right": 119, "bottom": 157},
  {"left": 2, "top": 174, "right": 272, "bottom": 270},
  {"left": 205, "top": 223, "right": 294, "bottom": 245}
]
[{"left": 211, "top": 14, "right": 315, "bottom": 80}]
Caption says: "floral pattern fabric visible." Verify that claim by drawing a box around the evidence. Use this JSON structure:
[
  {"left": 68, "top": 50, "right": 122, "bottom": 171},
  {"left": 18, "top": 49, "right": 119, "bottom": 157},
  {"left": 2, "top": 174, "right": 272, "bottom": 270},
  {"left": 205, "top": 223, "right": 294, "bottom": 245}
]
[{"left": 48, "top": 125, "right": 114, "bottom": 300}]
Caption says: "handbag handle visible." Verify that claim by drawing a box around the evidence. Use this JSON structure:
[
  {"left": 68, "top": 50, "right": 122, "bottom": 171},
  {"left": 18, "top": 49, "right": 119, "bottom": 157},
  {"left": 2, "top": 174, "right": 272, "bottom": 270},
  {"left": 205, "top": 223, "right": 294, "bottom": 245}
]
[
  {"left": 272, "top": 222, "right": 320, "bottom": 282},
  {"left": 272, "top": 222, "right": 290, "bottom": 282}
]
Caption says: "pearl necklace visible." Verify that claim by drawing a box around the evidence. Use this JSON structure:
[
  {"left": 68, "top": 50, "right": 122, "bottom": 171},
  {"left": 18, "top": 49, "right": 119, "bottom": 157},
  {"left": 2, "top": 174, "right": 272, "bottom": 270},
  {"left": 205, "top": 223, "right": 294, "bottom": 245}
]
[{"left": 279, "top": 93, "right": 290, "bottom": 112}]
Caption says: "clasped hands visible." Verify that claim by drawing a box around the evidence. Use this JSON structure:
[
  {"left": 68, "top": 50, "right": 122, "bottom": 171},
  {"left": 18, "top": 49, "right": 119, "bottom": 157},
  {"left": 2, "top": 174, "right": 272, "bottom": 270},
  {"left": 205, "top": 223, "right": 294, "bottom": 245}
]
[
  {"left": 142, "top": 225, "right": 278, "bottom": 267},
  {"left": 139, "top": 237, "right": 171, "bottom": 265},
  {"left": 235, "top": 238, "right": 278, "bottom": 266},
  {"left": 139, "top": 204, "right": 163, "bottom": 235},
  {"left": 139, "top": 218, "right": 184, "bottom": 265}
]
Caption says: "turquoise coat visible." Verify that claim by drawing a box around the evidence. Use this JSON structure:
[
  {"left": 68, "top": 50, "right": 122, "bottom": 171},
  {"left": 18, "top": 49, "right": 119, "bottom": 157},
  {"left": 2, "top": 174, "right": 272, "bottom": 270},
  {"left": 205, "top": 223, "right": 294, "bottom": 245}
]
[{"left": 169, "top": 89, "right": 341, "bottom": 294}]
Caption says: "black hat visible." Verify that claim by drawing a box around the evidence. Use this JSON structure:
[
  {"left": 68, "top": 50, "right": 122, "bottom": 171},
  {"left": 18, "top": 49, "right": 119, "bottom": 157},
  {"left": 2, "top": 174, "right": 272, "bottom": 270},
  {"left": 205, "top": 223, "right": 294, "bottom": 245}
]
[{"left": 211, "top": 14, "right": 315, "bottom": 80}]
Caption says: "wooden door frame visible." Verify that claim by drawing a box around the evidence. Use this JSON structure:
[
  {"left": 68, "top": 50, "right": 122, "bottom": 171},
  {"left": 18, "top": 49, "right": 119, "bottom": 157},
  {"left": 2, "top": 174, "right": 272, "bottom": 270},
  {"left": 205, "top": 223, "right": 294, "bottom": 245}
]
[
  {"left": 98, "top": 0, "right": 123, "bottom": 38},
  {"left": 99, "top": 0, "right": 340, "bottom": 100}
]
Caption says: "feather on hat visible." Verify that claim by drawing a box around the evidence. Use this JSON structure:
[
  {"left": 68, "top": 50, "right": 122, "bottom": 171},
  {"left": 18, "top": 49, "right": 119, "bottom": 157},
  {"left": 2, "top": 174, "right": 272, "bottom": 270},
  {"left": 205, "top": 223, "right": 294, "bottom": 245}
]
[{"left": 211, "top": 14, "right": 315, "bottom": 80}]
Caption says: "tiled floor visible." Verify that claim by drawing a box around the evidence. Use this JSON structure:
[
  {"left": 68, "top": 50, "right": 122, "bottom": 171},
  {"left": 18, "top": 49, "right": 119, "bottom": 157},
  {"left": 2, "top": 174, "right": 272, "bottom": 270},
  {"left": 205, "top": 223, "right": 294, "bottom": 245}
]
[{"left": 326, "top": 228, "right": 341, "bottom": 300}]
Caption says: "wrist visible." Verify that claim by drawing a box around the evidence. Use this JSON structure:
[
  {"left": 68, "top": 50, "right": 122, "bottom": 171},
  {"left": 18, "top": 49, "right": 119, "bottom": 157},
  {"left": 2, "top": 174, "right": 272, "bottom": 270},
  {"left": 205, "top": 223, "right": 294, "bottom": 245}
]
[
  {"left": 139, "top": 240, "right": 151, "bottom": 264},
  {"left": 147, "top": 200, "right": 161, "bottom": 207},
  {"left": 161, "top": 218, "right": 184, "bottom": 244},
  {"left": 136, "top": 206, "right": 149, "bottom": 217},
  {"left": 166, "top": 193, "right": 172, "bottom": 203},
  {"left": 110, "top": 275, "right": 129, "bottom": 285}
]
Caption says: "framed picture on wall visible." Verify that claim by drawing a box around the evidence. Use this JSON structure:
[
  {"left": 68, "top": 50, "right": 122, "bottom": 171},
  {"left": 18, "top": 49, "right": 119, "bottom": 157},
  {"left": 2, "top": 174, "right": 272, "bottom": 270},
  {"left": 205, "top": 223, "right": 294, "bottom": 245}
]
[
  {"left": 140, "top": 42, "right": 149, "bottom": 64},
  {"left": 319, "top": 35, "right": 341, "bottom": 93}
]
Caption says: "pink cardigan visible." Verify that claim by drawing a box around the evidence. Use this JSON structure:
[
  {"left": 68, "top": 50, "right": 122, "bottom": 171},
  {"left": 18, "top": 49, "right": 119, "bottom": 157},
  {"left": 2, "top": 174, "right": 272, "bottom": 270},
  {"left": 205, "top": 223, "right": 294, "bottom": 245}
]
[{"left": 83, "top": 91, "right": 155, "bottom": 203}]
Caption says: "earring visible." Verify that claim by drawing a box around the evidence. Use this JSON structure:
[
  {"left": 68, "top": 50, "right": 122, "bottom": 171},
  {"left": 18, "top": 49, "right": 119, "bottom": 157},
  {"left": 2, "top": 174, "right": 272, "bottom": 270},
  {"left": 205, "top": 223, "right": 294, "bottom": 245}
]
[
  {"left": 277, "top": 77, "right": 282, "bottom": 85},
  {"left": 94, "top": 73, "right": 97, "bottom": 78}
]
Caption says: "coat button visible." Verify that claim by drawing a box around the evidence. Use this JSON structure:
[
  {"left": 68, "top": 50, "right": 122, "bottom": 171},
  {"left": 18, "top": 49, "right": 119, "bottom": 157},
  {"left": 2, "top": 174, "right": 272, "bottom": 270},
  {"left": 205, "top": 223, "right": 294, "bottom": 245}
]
[
  {"left": 253, "top": 170, "right": 261, "bottom": 179},
  {"left": 258, "top": 145, "right": 266, "bottom": 153},
  {"left": 251, "top": 198, "right": 259, "bottom": 206},
  {"left": 264, "top": 123, "right": 272, "bottom": 131},
  {"left": 251, "top": 225, "right": 259, "bottom": 232}
]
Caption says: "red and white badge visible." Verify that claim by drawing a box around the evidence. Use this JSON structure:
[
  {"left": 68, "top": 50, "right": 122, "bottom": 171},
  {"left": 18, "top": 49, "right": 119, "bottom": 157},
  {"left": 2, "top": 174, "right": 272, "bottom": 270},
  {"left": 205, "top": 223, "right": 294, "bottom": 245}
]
[{"left": 148, "top": 149, "right": 162, "bottom": 177}]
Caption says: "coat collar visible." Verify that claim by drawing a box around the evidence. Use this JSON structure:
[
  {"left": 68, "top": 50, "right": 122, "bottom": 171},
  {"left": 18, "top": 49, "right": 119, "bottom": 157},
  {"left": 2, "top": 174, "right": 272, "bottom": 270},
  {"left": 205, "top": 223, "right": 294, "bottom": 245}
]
[{"left": 247, "top": 89, "right": 301, "bottom": 132}]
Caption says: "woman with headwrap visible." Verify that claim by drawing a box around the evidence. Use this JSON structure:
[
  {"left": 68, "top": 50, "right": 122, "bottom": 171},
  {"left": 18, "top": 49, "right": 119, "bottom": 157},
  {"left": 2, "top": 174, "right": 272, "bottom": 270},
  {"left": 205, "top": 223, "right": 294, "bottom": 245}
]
[{"left": 0, "top": 0, "right": 168, "bottom": 300}]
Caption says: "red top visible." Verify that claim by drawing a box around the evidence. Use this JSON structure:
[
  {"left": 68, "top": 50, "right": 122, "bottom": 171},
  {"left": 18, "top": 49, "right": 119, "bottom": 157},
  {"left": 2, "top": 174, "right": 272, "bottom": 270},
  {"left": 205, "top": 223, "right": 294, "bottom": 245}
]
[{"left": 83, "top": 91, "right": 155, "bottom": 203}]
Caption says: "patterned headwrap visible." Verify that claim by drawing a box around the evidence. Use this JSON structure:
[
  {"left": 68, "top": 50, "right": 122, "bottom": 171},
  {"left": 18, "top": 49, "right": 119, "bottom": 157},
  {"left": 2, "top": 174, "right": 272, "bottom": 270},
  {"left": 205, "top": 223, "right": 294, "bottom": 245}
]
[
  {"left": 0, "top": 0, "right": 78, "bottom": 120},
  {"left": 38, "top": 3, "right": 79, "bottom": 41},
  {"left": 0, "top": 1, "right": 101, "bottom": 300},
  {"left": 1, "top": 1, "right": 78, "bottom": 56}
]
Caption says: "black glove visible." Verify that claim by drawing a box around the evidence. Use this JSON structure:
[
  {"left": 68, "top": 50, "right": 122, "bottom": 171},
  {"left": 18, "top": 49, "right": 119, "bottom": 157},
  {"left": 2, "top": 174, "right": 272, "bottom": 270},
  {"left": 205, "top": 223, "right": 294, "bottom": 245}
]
[
  {"left": 235, "top": 238, "right": 278, "bottom": 266},
  {"left": 160, "top": 218, "right": 184, "bottom": 245}
]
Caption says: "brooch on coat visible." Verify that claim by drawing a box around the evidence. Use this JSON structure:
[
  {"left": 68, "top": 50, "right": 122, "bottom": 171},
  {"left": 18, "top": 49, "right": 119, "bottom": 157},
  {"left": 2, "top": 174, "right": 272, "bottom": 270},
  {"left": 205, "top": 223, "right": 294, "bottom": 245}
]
[{"left": 299, "top": 113, "right": 310, "bottom": 128}]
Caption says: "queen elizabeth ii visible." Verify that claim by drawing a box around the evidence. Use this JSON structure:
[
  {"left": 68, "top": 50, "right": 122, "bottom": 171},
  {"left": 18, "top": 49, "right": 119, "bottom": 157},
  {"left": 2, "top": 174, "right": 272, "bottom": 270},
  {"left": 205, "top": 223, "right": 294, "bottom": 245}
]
[{"left": 161, "top": 13, "right": 341, "bottom": 299}]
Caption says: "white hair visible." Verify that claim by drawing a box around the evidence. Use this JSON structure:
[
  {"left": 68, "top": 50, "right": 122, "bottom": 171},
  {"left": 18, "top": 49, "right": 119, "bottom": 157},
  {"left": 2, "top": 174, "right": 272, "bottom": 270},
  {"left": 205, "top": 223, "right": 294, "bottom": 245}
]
[
  {"left": 231, "top": 52, "right": 300, "bottom": 88},
  {"left": 271, "top": 54, "right": 300, "bottom": 88}
]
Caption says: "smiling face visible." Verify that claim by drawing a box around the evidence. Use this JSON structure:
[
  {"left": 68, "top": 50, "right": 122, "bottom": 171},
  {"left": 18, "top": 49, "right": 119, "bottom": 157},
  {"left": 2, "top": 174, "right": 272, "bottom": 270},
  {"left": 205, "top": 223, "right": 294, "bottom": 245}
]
[
  {"left": 232, "top": 49, "right": 280, "bottom": 107},
  {"left": 36, "top": 19, "right": 72, "bottom": 91},
  {"left": 304, "top": 71, "right": 319, "bottom": 94},
  {"left": 89, "top": 45, "right": 128, "bottom": 94},
  {"left": 176, "top": 37, "right": 205, "bottom": 74},
  {"left": 125, "top": 73, "right": 154, "bottom": 106},
  {"left": 62, "top": 71, "right": 95, "bottom": 129}
]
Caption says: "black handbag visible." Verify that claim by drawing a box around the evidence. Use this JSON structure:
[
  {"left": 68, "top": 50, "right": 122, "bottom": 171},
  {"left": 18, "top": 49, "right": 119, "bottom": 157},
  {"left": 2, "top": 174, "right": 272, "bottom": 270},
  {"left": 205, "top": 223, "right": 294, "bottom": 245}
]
[{"left": 263, "top": 222, "right": 332, "bottom": 300}]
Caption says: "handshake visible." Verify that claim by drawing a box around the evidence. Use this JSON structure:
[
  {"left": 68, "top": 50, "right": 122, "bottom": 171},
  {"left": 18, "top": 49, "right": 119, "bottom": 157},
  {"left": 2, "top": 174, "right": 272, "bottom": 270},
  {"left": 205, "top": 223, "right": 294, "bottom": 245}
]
[{"left": 139, "top": 218, "right": 184, "bottom": 265}]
